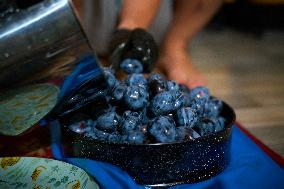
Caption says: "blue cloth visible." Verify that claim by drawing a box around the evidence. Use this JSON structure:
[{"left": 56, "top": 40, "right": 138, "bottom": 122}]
[
  {"left": 58, "top": 54, "right": 103, "bottom": 100},
  {"left": 171, "top": 126, "right": 284, "bottom": 189},
  {"left": 51, "top": 125, "right": 284, "bottom": 189},
  {"left": 50, "top": 57, "right": 284, "bottom": 189}
]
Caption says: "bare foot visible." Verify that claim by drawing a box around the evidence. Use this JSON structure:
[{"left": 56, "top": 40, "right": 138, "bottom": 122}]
[{"left": 157, "top": 48, "right": 207, "bottom": 89}]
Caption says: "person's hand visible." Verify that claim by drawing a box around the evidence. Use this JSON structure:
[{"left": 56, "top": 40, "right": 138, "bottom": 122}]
[{"left": 109, "top": 28, "right": 158, "bottom": 73}]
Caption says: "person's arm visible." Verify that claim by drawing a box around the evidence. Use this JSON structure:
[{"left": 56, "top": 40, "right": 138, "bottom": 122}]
[{"left": 118, "top": 0, "right": 161, "bottom": 30}]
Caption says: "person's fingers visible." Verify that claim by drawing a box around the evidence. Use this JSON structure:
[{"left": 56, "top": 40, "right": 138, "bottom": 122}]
[
  {"left": 128, "top": 28, "right": 158, "bottom": 72},
  {"left": 108, "top": 29, "right": 131, "bottom": 56}
]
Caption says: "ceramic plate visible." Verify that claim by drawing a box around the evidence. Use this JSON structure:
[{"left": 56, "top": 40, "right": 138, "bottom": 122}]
[
  {"left": 0, "top": 84, "right": 59, "bottom": 136},
  {"left": 0, "top": 157, "right": 100, "bottom": 189}
]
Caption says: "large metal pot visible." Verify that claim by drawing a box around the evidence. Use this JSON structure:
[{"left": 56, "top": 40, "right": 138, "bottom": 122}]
[{"left": 0, "top": 0, "right": 95, "bottom": 89}]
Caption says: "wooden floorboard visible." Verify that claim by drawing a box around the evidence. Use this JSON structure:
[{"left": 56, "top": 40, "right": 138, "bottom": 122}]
[
  {"left": 191, "top": 29, "right": 284, "bottom": 157},
  {"left": 248, "top": 126, "right": 284, "bottom": 157}
]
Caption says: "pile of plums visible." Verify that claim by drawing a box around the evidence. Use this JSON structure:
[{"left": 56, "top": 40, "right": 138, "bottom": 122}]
[{"left": 69, "top": 59, "right": 226, "bottom": 144}]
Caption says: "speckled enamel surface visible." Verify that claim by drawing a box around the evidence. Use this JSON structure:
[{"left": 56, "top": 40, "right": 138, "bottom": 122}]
[
  {"left": 62, "top": 101, "right": 235, "bottom": 187},
  {"left": 0, "top": 84, "right": 59, "bottom": 136}
]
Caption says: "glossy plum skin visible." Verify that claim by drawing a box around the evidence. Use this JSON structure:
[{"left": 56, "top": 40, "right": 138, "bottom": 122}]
[
  {"left": 69, "top": 66, "right": 226, "bottom": 144},
  {"left": 149, "top": 116, "right": 177, "bottom": 143},
  {"left": 120, "top": 59, "right": 143, "bottom": 74}
]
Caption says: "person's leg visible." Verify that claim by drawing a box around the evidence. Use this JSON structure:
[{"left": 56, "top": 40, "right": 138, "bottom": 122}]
[
  {"left": 158, "top": 0, "right": 222, "bottom": 88},
  {"left": 117, "top": 0, "right": 161, "bottom": 30}
]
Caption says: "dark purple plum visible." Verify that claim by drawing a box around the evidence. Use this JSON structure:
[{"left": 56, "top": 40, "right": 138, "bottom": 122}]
[
  {"left": 125, "top": 74, "right": 147, "bottom": 89},
  {"left": 147, "top": 73, "right": 167, "bottom": 97},
  {"left": 96, "top": 110, "right": 120, "bottom": 132},
  {"left": 176, "top": 126, "right": 201, "bottom": 141},
  {"left": 149, "top": 116, "right": 177, "bottom": 143},
  {"left": 120, "top": 59, "right": 143, "bottom": 74},
  {"left": 120, "top": 111, "right": 141, "bottom": 134},
  {"left": 124, "top": 86, "right": 149, "bottom": 110},
  {"left": 176, "top": 107, "right": 198, "bottom": 128},
  {"left": 150, "top": 91, "right": 182, "bottom": 116}
]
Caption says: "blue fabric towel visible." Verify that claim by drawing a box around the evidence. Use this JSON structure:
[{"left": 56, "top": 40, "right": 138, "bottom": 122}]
[
  {"left": 50, "top": 58, "right": 284, "bottom": 189},
  {"left": 51, "top": 125, "right": 284, "bottom": 189}
]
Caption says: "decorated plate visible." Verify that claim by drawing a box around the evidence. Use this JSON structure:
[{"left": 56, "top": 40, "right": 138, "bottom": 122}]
[
  {"left": 0, "top": 157, "right": 100, "bottom": 189},
  {"left": 0, "top": 84, "right": 59, "bottom": 136}
]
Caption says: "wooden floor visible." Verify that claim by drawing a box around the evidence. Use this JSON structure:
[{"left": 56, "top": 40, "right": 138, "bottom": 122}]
[{"left": 190, "top": 29, "right": 284, "bottom": 157}]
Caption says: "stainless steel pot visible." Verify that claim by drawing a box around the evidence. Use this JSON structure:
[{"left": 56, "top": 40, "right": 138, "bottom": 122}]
[{"left": 0, "top": 0, "right": 95, "bottom": 89}]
